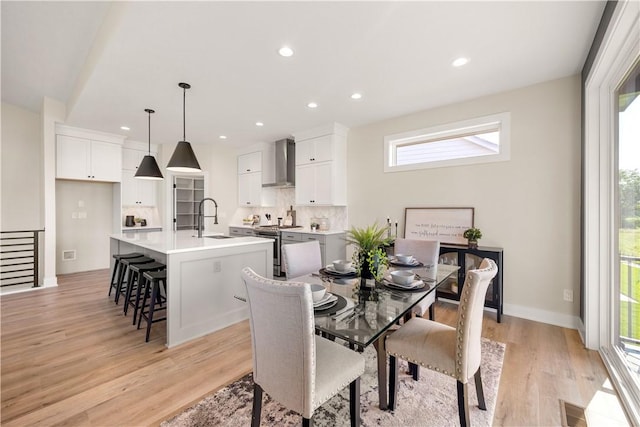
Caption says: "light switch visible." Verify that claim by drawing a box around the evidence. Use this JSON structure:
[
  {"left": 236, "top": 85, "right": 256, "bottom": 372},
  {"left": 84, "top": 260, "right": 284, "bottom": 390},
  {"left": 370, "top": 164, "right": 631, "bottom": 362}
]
[
  {"left": 78, "top": 212, "right": 87, "bottom": 219},
  {"left": 78, "top": 200, "right": 85, "bottom": 208},
  {"left": 71, "top": 212, "right": 78, "bottom": 219}
]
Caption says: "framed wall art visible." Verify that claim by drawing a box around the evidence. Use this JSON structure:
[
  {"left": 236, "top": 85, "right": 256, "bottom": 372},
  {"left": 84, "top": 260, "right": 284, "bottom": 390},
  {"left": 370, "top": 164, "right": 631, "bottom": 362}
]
[{"left": 404, "top": 207, "right": 474, "bottom": 245}]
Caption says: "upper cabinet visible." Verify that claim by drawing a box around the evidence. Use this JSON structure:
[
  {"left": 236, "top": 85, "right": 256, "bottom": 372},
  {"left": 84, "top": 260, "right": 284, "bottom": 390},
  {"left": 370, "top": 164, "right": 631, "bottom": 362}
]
[
  {"left": 237, "top": 151, "right": 262, "bottom": 174},
  {"left": 295, "top": 134, "right": 334, "bottom": 165},
  {"left": 293, "top": 123, "right": 348, "bottom": 206},
  {"left": 56, "top": 125, "right": 124, "bottom": 182},
  {"left": 121, "top": 144, "right": 159, "bottom": 206},
  {"left": 237, "top": 151, "right": 274, "bottom": 207}
]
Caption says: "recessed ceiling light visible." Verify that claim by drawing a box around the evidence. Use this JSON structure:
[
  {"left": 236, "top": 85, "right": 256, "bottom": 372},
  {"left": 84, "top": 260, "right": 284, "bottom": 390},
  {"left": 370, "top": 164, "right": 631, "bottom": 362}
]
[
  {"left": 351, "top": 93, "right": 362, "bottom": 100},
  {"left": 256, "top": 122, "right": 264, "bottom": 127},
  {"left": 120, "top": 126, "right": 130, "bottom": 131},
  {"left": 278, "top": 46, "right": 294, "bottom": 57},
  {"left": 219, "top": 135, "right": 227, "bottom": 140},
  {"left": 452, "top": 57, "right": 469, "bottom": 67},
  {"left": 307, "top": 102, "right": 318, "bottom": 108}
]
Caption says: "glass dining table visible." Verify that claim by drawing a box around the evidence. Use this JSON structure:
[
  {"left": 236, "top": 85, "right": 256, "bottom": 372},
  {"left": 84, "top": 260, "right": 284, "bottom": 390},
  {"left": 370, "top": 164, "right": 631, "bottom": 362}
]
[{"left": 292, "top": 262, "right": 459, "bottom": 410}]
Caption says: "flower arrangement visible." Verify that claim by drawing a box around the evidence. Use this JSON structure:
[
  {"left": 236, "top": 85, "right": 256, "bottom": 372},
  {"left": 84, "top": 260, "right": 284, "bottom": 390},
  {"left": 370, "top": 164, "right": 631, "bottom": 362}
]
[
  {"left": 463, "top": 227, "right": 482, "bottom": 248},
  {"left": 346, "top": 222, "right": 393, "bottom": 281}
]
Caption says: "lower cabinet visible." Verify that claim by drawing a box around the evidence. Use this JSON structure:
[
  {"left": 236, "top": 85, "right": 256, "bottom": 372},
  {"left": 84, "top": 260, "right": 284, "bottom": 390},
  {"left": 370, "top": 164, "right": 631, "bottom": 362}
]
[
  {"left": 229, "top": 227, "right": 257, "bottom": 237},
  {"left": 281, "top": 232, "right": 346, "bottom": 270},
  {"left": 437, "top": 245, "right": 504, "bottom": 322}
]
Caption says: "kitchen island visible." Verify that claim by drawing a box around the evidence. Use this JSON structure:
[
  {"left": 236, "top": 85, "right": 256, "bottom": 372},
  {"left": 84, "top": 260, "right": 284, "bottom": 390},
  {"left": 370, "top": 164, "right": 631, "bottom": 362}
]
[{"left": 110, "top": 230, "right": 273, "bottom": 347}]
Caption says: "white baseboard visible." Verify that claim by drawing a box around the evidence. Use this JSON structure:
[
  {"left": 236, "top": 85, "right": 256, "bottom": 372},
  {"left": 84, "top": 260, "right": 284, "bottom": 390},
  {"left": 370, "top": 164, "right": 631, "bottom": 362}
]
[
  {"left": 43, "top": 276, "right": 58, "bottom": 287},
  {"left": 503, "top": 303, "right": 580, "bottom": 330}
]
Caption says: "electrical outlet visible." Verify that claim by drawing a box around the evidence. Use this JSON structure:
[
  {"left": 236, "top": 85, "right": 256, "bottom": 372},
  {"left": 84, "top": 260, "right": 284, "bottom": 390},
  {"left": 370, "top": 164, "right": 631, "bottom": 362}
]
[
  {"left": 213, "top": 261, "right": 221, "bottom": 273},
  {"left": 563, "top": 289, "right": 573, "bottom": 302}
]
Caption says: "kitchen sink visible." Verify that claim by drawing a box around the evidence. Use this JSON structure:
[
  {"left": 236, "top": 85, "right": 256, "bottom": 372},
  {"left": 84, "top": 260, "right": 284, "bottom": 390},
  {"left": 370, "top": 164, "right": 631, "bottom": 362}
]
[{"left": 204, "top": 235, "right": 235, "bottom": 239}]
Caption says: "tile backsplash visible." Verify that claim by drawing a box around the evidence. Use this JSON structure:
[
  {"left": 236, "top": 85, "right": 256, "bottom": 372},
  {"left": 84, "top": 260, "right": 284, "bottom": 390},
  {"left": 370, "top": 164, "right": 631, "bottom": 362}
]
[{"left": 230, "top": 188, "right": 348, "bottom": 230}]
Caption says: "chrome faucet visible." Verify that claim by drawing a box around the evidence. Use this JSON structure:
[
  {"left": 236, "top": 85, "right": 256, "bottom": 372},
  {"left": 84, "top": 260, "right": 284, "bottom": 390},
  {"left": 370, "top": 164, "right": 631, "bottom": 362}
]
[{"left": 197, "top": 198, "right": 219, "bottom": 238}]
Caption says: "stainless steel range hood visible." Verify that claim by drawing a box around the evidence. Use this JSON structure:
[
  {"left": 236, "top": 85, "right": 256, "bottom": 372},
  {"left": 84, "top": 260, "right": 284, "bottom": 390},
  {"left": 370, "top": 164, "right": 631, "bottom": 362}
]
[{"left": 262, "top": 138, "right": 295, "bottom": 188}]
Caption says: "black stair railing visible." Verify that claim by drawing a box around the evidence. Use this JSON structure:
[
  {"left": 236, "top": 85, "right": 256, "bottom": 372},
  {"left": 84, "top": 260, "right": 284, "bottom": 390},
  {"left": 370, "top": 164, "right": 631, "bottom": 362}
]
[{"left": 0, "top": 229, "right": 45, "bottom": 288}]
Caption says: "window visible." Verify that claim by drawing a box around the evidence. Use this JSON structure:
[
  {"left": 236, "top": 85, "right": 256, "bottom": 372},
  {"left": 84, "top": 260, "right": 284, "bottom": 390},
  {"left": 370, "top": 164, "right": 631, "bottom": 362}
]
[{"left": 384, "top": 112, "right": 510, "bottom": 172}]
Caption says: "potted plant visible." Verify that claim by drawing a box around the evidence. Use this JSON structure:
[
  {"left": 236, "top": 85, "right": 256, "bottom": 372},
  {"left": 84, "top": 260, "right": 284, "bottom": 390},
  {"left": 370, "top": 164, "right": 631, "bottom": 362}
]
[
  {"left": 463, "top": 227, "right": 482, "bottom": 249},
  {"left": 346, "top": 222, "right": 393, "bottom": 283}
]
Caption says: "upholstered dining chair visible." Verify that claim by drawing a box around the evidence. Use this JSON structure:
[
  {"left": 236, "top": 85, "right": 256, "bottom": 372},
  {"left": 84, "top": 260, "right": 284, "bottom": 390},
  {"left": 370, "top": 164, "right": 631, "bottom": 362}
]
[
  {"left": 241, "top": 267, "right": 365, "bottom": 427},
  {"left": 394, "top": 238, "right": 440, "bottom": 321},
  {"left": 281, "top": 240, "right": 323, "bottom": 280},
  {"left": 385, "top": 258, "right": 498, "bottom": 427}
]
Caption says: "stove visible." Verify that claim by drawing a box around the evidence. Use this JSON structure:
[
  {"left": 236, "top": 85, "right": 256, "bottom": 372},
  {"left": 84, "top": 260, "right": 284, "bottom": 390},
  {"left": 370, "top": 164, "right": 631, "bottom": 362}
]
[
  {"left": 254, "top": 225, "right": 302, "bottom": 235},
  {"left": 253, "top": 225, "right": 303, "bottom": 276}
]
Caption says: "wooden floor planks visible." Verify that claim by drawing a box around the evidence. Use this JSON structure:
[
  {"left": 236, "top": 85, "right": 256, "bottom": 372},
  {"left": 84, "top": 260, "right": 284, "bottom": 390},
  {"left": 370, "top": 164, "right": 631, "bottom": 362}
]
[{"left": 0, "top": 268, "right": 628, "bottom": 426}]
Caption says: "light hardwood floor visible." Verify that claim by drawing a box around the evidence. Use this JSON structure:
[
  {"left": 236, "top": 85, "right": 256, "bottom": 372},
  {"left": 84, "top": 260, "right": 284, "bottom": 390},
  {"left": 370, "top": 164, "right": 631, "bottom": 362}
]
[{"left": 0, "top": 269, "right": 628, "bottom": 426}]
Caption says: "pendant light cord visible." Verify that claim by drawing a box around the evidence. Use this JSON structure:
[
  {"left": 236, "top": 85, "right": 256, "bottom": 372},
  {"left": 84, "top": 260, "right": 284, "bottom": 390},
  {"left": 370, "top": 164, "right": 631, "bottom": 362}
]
[
  {"left": 183, "top": 86, "right": 186, "bottom": 141},
  {"left": 144, "top": 108, "right": 155, "bottom": 154}
]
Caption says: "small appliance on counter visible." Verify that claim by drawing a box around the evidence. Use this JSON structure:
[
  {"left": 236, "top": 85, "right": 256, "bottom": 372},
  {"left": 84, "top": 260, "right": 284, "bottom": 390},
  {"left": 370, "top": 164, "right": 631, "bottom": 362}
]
[
  {"left": 285, "top": 205, "right": 296, "bottom": 226},
  {"left": 125, "top": 215, "right": 135, "bottom": 227}
]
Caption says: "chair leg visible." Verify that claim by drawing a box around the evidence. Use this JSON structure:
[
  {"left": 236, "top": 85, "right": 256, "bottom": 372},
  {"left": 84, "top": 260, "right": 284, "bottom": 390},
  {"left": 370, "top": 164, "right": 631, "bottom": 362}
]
[
  {"left": 349, "top": 377, "right": 361, "bottom": 427},
  {"left": 428, "top": 304, "right": 435, "bottom": 320},
  {"left": 251, "top": 383, "right": 263, "bottom": 427},
  {"left": 409, "top": 362, "right": 420, "bottom": 381},
  {"left": 132, "top": 275, "right": 147, "bottom": 325},
  {"left": 137, "top": 278, "right": 151, "bottom": 330},
  {"left": 109, "top": 260, "right": 120, "bottom": 296},
  {"left": 123, "top": 270, "right": 138, "bottom": 316},
  {"left": 388, "top": 355, "right": 398, "bottom": 411},
  {"left": 474, "top": 368, "right": 487, "bottom": 410},
  {"left": 457, "top": 380, "right": 471, "bottom": 427},
  {"left": 145, "top": 280, "right": 158, "bottom": 342},
  {"left": 114, "top": 264, "right": 127, "bottom": 304}
]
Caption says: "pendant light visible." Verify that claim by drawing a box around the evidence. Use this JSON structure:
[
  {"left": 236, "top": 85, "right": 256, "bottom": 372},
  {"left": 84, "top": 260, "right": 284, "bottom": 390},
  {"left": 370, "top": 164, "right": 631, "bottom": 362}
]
[
  {"left": 134, "top": 108, "right": 164, "bottom": 180},
  {"left": 166, "top": 82, "right": 202, "bottom": 172}
]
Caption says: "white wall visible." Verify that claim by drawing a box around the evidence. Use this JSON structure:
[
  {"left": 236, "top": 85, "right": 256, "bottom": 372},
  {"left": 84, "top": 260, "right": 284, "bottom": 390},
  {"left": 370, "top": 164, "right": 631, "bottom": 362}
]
[
  {"left": 347, "top": 75, "right": 582, "bottom": 327},
  {"left": 1, "top": 103, "right": 42, "bottom": 230},
  {"left": 55, "top": 180, "right": 114, "bottom": 274}
]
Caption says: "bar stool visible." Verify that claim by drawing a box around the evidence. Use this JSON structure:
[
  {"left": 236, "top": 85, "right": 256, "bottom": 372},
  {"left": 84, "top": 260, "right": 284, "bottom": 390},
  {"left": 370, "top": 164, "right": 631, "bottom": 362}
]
[
  {"left": 109, "top": 252, "right": 144, "bottom": 297},
  {"left": 114, "top": 256, "right": 154, "bottom": 305},
  {"left": 138, "top": 270, "right": 167, "bottom": 342},
  {"left": 125, "top": 261, "right": 165, "bottom": 324}
]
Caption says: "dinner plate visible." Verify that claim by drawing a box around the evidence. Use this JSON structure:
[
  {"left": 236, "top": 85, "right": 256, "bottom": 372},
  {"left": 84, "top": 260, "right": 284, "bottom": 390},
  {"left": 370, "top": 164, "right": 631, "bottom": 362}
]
[
  {"left": 325, "top": 264, "right": 357, "bottom": 274},
  {"left": 382, "top": 278, "right": 426, "bottom": 292},
  {"left": 389, "top": 258, "right": 424, "bottom": 267},
  {"left": 313, "top": 293, "right": 337, "bottom": 308},
  {"left": 319, "top": 267, "right": 358, "bottom": 278},
  {"left": 314, "top": 295, "right": 348, "bottom": 315}
]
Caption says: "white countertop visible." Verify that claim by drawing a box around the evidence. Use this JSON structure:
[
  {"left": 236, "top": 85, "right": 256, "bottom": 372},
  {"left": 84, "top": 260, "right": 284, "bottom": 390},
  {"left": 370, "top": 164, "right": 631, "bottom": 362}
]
[{"left": 111, "top": 230, "right": 273, "bottom": 255}]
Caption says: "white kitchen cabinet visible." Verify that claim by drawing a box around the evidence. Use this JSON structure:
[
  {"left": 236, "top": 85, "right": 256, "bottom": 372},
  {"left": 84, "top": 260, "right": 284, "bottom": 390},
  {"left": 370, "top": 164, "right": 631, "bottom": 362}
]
[
  {"left": 236, "top": 150, "right": 274, "bottom": 207},
  {"left": 121, "top": 146, "right": 158, "bottom": 206},
  {"left": 122, "top": 169, "right": 156, "bottom": 206},
  {"left": 56, "top": 134, "right": 122, "bottom": 182},
  {"left": 238, "top": 171, "right": 262, "bottom": 206},
  {"left": 238, "top": 151, "right": 262, "bottom": 174},
  {"left": 295, "top": 162, "right": 334, "bottom": 205},
  {"left": 293, "top": 123, "right": 348, "bottom": 206},
  {"left": 295, "top": 134, "right": 333, "bottom": 165}
]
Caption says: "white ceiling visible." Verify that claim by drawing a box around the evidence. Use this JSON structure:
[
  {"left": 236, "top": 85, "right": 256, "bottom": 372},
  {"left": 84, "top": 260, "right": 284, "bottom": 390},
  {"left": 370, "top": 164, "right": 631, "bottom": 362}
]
[{"left": 2, "top": 1, "right": 605, "bottom": 148}]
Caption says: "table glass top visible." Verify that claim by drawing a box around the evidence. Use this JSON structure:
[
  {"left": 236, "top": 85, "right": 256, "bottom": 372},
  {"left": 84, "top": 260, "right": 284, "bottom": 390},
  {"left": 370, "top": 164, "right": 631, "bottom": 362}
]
[{"left": 294, "top": 263, "right": 459, "bottom": 349}]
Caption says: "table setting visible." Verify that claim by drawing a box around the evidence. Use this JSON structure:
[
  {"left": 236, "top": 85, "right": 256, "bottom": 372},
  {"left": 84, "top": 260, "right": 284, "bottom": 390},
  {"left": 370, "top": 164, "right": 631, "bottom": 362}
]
[{"left": 294, "top": 255, "right": 459, "bottom": 410}]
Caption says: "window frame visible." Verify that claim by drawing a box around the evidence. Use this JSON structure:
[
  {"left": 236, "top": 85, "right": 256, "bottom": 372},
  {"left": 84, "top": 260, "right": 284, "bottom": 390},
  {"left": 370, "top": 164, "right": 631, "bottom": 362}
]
[{"left": 383, "top": 112, "right": 511, "bottom": 173}]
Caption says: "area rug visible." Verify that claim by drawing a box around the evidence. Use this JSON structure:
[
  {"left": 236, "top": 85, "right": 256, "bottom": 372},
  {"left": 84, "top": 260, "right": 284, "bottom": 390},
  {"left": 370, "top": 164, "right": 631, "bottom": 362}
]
[{"left": 162, "top": 339, "right": 505, "bottom": 427}]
